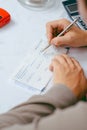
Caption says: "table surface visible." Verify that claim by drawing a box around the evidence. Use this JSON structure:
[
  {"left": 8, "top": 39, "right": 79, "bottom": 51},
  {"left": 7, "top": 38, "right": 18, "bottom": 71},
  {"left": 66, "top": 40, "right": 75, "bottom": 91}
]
[{"left": 0, "top": 0, "right": 68, "bottom": 113}]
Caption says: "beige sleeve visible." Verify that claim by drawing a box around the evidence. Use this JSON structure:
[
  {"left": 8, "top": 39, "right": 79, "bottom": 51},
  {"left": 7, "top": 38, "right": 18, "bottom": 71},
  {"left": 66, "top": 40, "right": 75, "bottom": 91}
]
[{"left": 1, "top": 84, "right": 86, "bottom": 130}]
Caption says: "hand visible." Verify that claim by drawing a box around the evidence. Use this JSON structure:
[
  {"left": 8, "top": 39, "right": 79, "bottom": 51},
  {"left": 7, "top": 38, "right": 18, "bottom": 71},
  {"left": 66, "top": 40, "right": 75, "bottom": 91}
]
[
  {"left": 49, "top": 54, "right": 87, "bottom": 100},
  {"left": 46, "top": 18, "right": 87, "bottom": 47}
]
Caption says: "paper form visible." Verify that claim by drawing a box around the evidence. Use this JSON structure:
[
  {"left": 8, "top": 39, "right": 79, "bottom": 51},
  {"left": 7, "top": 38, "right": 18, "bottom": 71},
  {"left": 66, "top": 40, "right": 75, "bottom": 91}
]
[
  {"left": 13, "top": 35, "right": 67, "bottom": 91},
  {"left": 13, "top": 34, "right": 87, "bottom": 91}
]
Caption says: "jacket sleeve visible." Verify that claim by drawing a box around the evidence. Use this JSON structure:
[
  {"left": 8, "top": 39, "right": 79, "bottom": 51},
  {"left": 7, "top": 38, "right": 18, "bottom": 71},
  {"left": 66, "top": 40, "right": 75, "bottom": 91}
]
[{"left": 1, "top": 84, "right": 86, "bottom": 130}]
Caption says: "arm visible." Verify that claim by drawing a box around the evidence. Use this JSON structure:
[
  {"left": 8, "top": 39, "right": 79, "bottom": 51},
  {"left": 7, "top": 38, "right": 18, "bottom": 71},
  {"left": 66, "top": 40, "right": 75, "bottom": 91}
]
[
  {"left": 0, "top": 84, "right": 77, "bottom": 130},
  {"left": 1, "top": 85, "right": 87, "bottom": 130}
]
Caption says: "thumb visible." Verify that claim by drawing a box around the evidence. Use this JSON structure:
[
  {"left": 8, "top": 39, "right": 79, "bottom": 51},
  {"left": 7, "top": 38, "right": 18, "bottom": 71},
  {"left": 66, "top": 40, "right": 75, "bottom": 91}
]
[{"left": 51, "top": 36, "right": 69, "bottom": 46}]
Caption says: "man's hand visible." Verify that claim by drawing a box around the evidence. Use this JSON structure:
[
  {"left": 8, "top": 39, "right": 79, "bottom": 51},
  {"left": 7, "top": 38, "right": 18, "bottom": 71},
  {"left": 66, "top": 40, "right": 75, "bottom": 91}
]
[
  {"left": 46, "top": 18, "right": 87, "bottom": 47},
  {"left": 49, "top": 54, "right": 87, "bottom": 100}
]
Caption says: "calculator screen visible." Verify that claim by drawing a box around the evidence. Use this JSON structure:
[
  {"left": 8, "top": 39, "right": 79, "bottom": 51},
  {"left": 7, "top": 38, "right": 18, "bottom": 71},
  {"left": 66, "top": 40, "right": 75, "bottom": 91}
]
[{"left": 66, "top": 3, "right": 78, "bottom": 14}]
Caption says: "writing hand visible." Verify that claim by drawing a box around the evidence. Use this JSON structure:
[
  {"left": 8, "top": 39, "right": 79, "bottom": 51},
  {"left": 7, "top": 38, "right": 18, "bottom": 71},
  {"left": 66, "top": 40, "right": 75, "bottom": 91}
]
[{"left": 46, "top": 18, "right": 87, "bottom": 47}]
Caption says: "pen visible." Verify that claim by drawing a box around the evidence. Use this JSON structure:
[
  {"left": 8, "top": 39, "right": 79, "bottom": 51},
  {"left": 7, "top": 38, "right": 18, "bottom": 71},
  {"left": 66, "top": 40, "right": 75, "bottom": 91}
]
[{"left": 41, "top": 17, "right": 79, "bottom": 52}]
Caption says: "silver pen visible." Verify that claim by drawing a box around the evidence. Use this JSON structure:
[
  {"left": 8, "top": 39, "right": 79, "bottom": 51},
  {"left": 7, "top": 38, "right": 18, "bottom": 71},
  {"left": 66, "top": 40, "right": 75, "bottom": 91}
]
[{"left": 41, "top": 17, "right": 79, "bottom": 52}]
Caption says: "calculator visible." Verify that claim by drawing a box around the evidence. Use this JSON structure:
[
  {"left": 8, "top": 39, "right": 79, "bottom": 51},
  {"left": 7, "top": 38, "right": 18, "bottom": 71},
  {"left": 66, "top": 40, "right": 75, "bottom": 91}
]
[{"left": 62, "top": 0, "right": 87, "bottom": 30}]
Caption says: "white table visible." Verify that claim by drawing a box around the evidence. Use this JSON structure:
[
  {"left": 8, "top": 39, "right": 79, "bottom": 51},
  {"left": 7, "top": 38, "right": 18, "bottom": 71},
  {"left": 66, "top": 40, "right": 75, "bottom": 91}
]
[{"left": 0, "top": 0, "right": 68, "bottom": 113}]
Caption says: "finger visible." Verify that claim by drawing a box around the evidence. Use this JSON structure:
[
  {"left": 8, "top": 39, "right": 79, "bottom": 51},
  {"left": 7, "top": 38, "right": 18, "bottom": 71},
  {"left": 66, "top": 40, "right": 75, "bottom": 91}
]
[
  {"left": 46, "top": 19, "right": 68, "bottom": 43},
  {"left": 46, "top": 19, "right": 72, "bottom": 45},
  {"left": 53, "top": 55, "right": 68, "bottom": 67},
  {"left": 46, "top": 21, "right": 60, "bottom": 43},
  {"left": 71, "top": 57, "right": 85, "bottom": 76},
  {"left": 61, "top": 54, "right": 75, "bottom": 68},
  {"left": 51, "top": 35, "right": 71, "bottom": 47},
  {"left": 71, "top": 57, "right": 82, "bottom": 70}
]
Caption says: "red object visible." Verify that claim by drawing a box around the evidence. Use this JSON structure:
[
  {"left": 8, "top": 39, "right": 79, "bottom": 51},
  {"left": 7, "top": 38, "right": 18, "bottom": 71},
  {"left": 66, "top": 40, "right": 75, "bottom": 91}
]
[{"left": 0, "top": 8, "right": 11, "bottom": 28}]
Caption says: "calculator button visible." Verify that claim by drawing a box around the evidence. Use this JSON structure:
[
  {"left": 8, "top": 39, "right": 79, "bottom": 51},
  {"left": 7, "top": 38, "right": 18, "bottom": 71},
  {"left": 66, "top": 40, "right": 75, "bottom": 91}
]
[
  {"left": 78, "top": 18, "right": 82, "bottom": 22},
  {"left": 80, "top": 21, "right": 85, "bottom": 26},
  {"left": 84, "top": 26, "right": 87, "bottom": 30}
]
